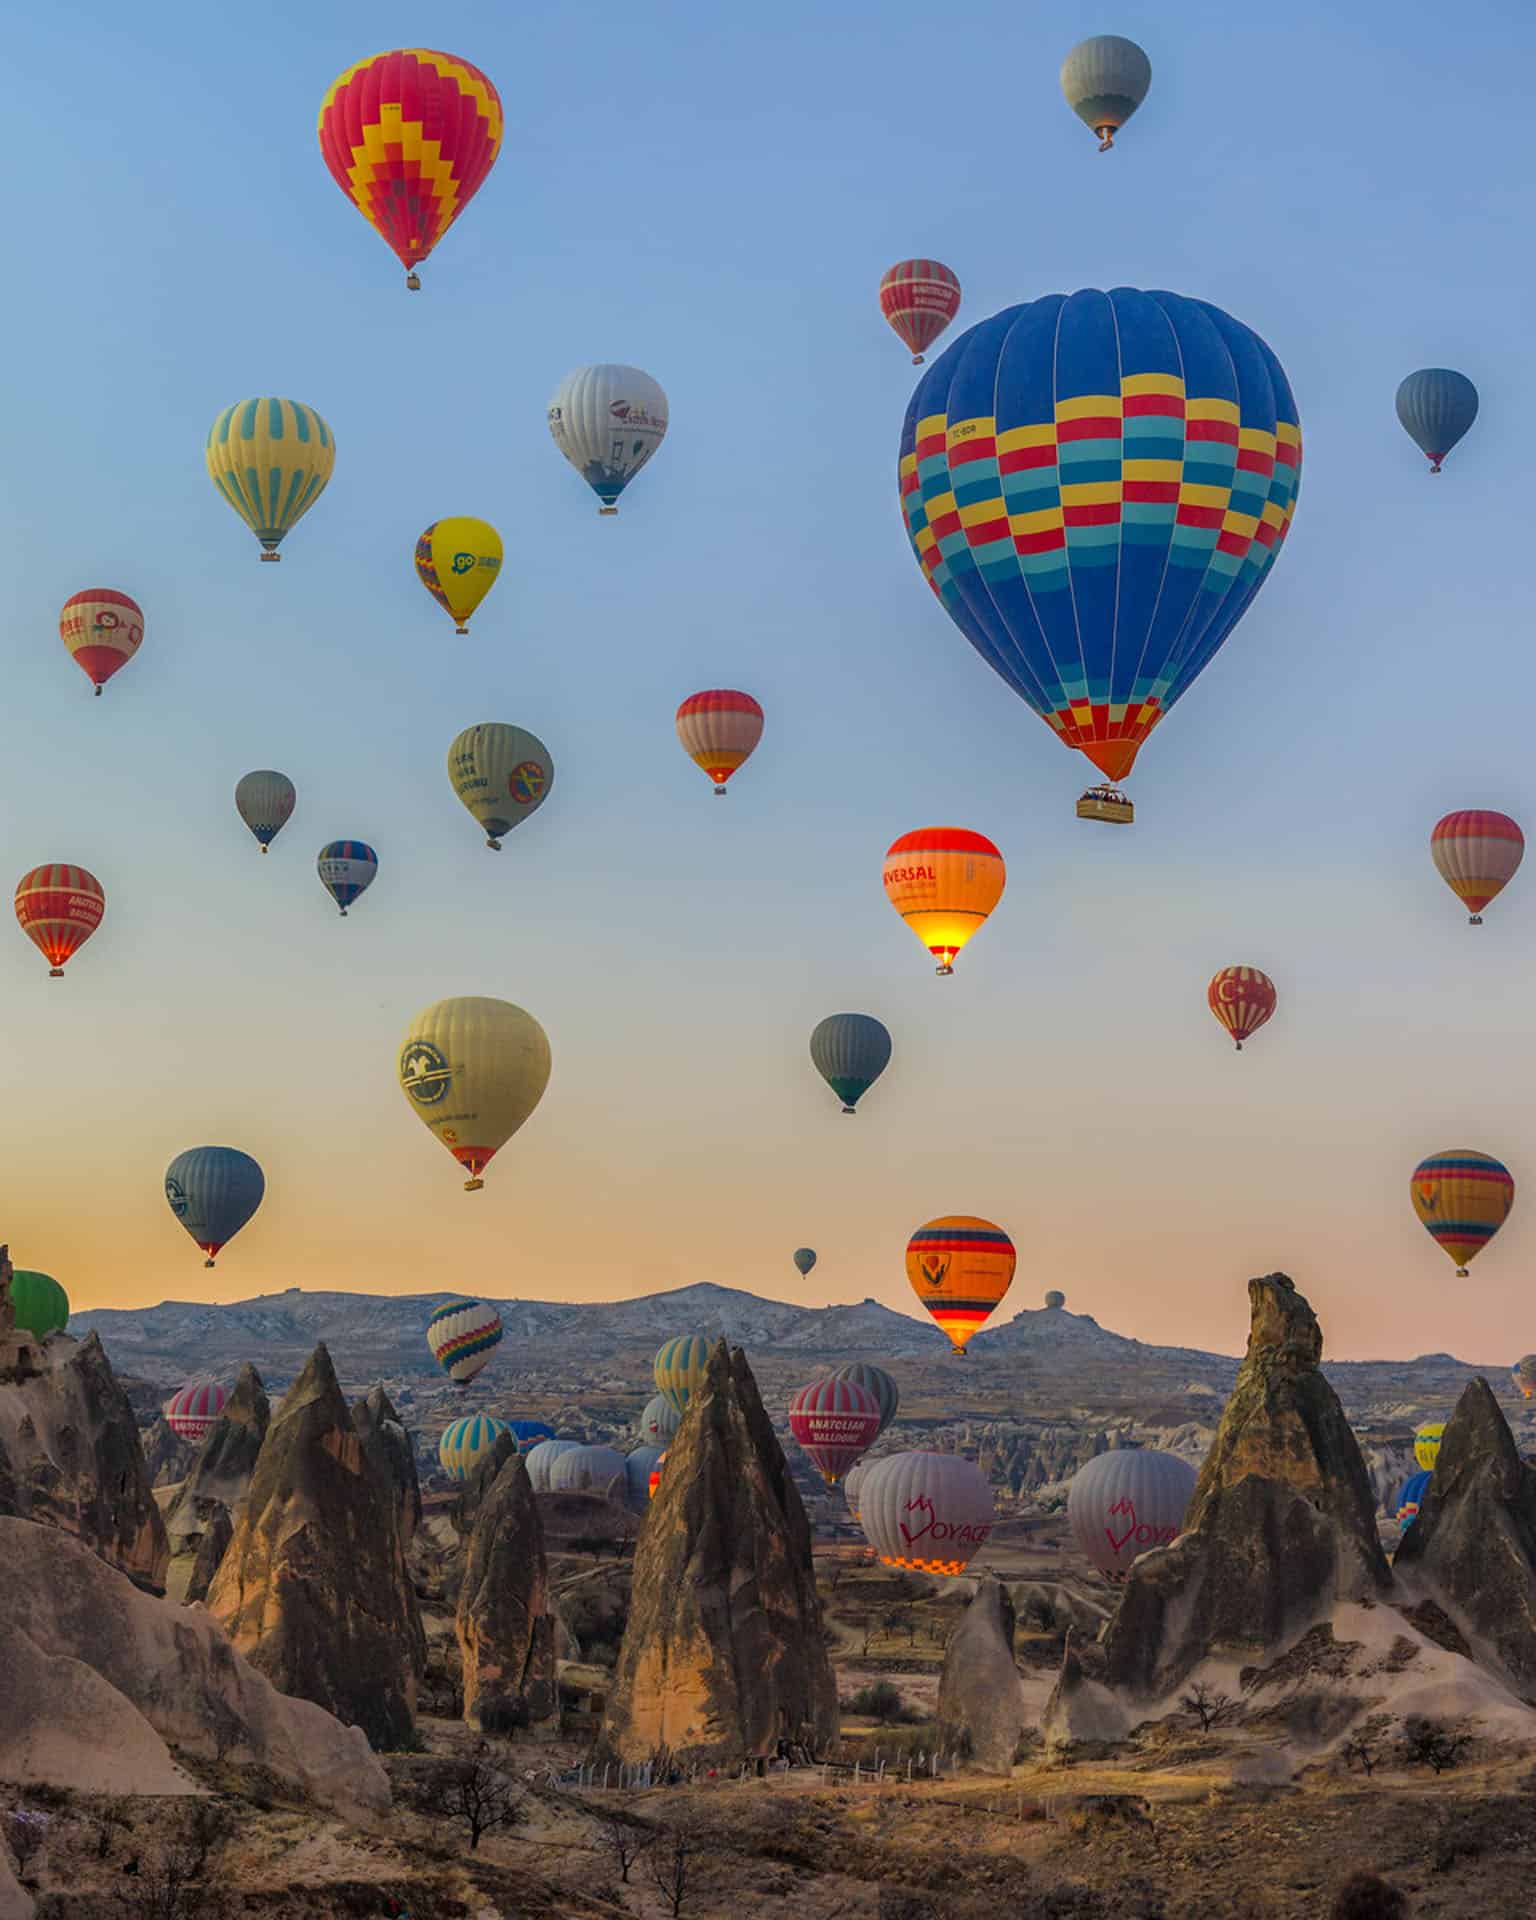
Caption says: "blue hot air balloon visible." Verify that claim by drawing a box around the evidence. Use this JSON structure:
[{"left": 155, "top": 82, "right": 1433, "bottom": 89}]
[
  {"left": 317, "top": 840, "right": 378, "bottom": 916},
  {"left": 1395, "top": 368, "right": 1478, "bottom": 474},
  {"left": 164, "top": 1146, "right": 266, "bottom": 1268},
  {"left": 899, "top": 289, "right": 1301, "bottom": 816},
  {"left": 810, "top": 1013, "right": 893, "bottom": 1114},
  {"left": 507, "top": 1418, "right": 556, "bottom": 1450},
  {"left": 1396, "top": 1468, "right": 1433, "bottom": 1529}
]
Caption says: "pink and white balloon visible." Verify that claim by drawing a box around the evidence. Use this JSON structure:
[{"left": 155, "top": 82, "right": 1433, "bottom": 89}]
[
  {"left": 858, "top": 1450, "right": 994, "bottom": 1575},
  {"left": 1067, "top": 1449, "right": 1198, "bottom": 1580},
  {"left": 164, "top": 1378, "right": 227, "bottom": 1443},
  {"left": 788, "top": 1376, "right": 882, "bottom": 1485}
]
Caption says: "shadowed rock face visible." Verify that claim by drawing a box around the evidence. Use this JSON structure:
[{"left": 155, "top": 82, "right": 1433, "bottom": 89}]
[
  {"left": 141, "top": 1418, "right": 196, "bottom": 1489},
  {"left": 455, "top": 1433, "right": 557, "bottom": 1735},
  {"left": 353, "top": 1385, "right": 422, "bottom": 1551},
  {"left": 185, "top": 1506, "right": 234, "bottom": 1606},
  {"left": 937, "top": 1575, "right": 1026, "bottom": 1772},
  {"left": 1041, "top": 1630, "right": 1130, "bottom": 1751},
  {"left": 601, "top": 1340, "right": 837, "bottom": 1766},
  {"left": 0, "top": 1314, "right": 168, "bottom": 1594},
  {"left": 163, "top": 1363, "right": 270, "bottom": 1556},
  {"left": 1395, "top": 1376, "right": 1536, "bottom": 1693},
  {"left": 205, "top": 1342, "right": 420, "bottom": 1749},
  {"left": 1103, "top": 1275, "right": 1390, "bottom": 1697}
]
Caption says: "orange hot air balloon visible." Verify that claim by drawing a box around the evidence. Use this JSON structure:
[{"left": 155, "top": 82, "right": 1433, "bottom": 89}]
[
  {"left": 317, "top": 50, "right": 503, "bottom": 290},
  {"left": 1430, "top": 810, "right": 1524, "bottom": 924},
  {"left": 905, "top": 1215, "right": 1017, "bottom": 1354},
  {"left": 1410, "top": 1150, "right": 1514, "bottom": 1277},
  {"left": 1207, "top": 965, "right": 1277, "bottom": 1052},
  {"left": 882, "top": 828, "right": 1005, "bottom": 975},
  {"left": 675, "top": 690, "right": 764, "bottom": 795},
  {"left": 15, "top": 864, "right": 105, "bottom": 978},
  {"left": 59, "top": 589, "right": 143, "bottom": 695}
]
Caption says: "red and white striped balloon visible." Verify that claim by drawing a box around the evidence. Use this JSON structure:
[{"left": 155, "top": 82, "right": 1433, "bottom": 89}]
[
  {"left": 878, "top": 259, "right": 961, "bottom": 365},
  {"left": 15, "top": 864, "right": 105, "bottom": 978},
  {"left": 1431, "top": 810, "right": 1524, "bottom": 924},
  {"left": 1206, "top": 965, "right": 1277, "bottom": 1052},
  {"left": 675, "top": 690, "right": 764, "bottom": 795},
  {"left": 788, "top": 1376, "right": 882, "bottom": 1485},
  {"left": 165, "top": 1378, "right": 227, "bottom": 1443}
]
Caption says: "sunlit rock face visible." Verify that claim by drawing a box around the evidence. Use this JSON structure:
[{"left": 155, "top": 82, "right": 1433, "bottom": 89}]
[
  {"left": 164, "top": 1361, "right": 270, "bottom": 1557},
  {"left": 454, "top": 1434, "right": 558, "bottom": 1735}
]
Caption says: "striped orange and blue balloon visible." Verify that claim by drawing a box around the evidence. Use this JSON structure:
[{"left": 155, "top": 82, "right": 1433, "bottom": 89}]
[
  {"left": 899, "top": 288, "right": 1301, "bottom": 794},
  {"left": 427, "top": 1298, "right": 504, "bottom": 1385},
  {"left": 905, "top": 1215, "right": 1017, "bottom": 1353},
  {"left": 1410, "top": 1150, "right": 1514, "bottom": 1276}
]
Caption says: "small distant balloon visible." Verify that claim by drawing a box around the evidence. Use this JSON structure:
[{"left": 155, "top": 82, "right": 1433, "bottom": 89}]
[
  {"left": 793, "top": 1247, "right": 817, "bottom": 1277},
  {"left": 1431, "top": 811, "right": 1523, "bottom": 924},
  {"left": 810, "top": 1013, "right": 892, "bottom": 1114},
  {"left": 1396, "top": 369, "right": 1478, "bottom": 474},
  {"left": 317, "top": 841, "right": 377, "bottom": 916},
  {"left": 416, "top": 518, "right": 503, "bottom": 633},
  {"left": 164, "top": 1146, "right": 265, "bottom": 1268},
  {"left": 878, "top": 259, "right": 961, "bottom": 365},
  {"left": 1514, "top": 1355, "right": 1536, "bottom": 1401},
  {"left": 675, "top": 690, "right": 763, "bottom": 795},
  {"left": 236, "top": 771, "right": 296, "bottom": 853},
  {"left": 1044, "top": 1290, "right": 1066, "bottom": 1310},
  {"left": 448, "top": 723, "right": 554, "bottom": 850},
  {"left": 548, "top": 365, "right": 668, "bottom": 514},
  {"left": 15, "top": 864, "right": 104, "bottom": 979},
  {"left": 427, "top": 1299, "right": 505, "bottom": 1385},
  {"left": 60, "top": 589, "right": 142, "bottom": 695},
  {"left": 1410, "top": 1150, "right": 1514, "bottom": 1276},
  {"left": 1060, "top": 35, "right": 1152, "bottom": 150},
  {"left": 883, "top": 828, "right": 1005, "bottom": 976},
  {"left": 1207, "top": 966, "right": 1277, "bottom": 1052}
]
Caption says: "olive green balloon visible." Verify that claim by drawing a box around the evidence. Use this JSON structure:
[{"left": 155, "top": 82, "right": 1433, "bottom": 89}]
[{"left": 9, "top": 1269, "right": 69, "bottom": 1338}]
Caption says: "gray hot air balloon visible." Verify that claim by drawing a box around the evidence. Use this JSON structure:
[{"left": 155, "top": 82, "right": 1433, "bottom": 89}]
[
  {"left": 843, "top": 1457, "right": 872, "bottom": 1522},
  {"left": 548, "top": 1443, "right": 627, "bottom": 1498},
  {"left": 829, "top": 1362, "right": 899, "bottom": 1437},
  {"left": 523, "top": 1438, "right": 582, "bottom": 1492},
  {"left": 1044, "top": 1289, "right": 1066, "bottom": 1309},
  {"left": 638, "top": 1392, "right": 681, "bottom": 1443},
  {"left": 809, "top": 1013, "right": 892, "bottom": 1114},
  {"left": 858, "top": 1450, "right": 994, "bottom": 1575},
  {"left": 235, "top": 770, "right": 296, "bottom": 852},
  {"left": 164, "top": 1146, "right": 265, "bottom": 1268},
  {"left": 1067, "top": 1449, "right": 1198, "bottom": 1578},
  {"left": 1060, "top": 35, "right": 1152, "bottom": 151},
  {"left": 793, "top": 1247, "right": 818, "bottom": 1277},
  {"left": 1396, "top": 368, "right": 1479, "bottom": 474}
]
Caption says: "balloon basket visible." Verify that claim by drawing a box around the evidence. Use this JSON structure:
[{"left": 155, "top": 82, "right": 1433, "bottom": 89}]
[
  {"left": 1077, "top": 786, "right": 1134, "bottom": 825},
  {"left": 406, "top": 271, "right": 421, "bottom": 291},
  {"left": 599, "top": 506, "right": 619, "bottom": 516},
  {"left": 204, "top": 1258, "right": 215, "bottom": 1270},
  {"left": 93, "top": 685, "right": 102, "bottom": 697},
  {"left": 486, "top": 838, "right": 503, "bottom": 851},
  {"left": 260, "top": 845, "right": 268, "bottom": 854},
  {"left": 842, "top": 1105, "right": 857, "bottom": 1115},
  {"left": 713, "top": 786, "right": 727, "bottom": 797},
  {"left": 464, "top": 1177, "right": 485, "bottom": 1193},
  {"left": 1470, "top": 914, "right": 1483, "bottom": 925},
  {"left": 456, "top": 624, "right": 468, "bottom": 635},
  {"left": 935, "top": 963, "right": 954, "bottom": 977},
  {"left": 259, "top": 551, "right": 280, "bottom": 563},
  {"left": 48, "top": 968, "right": 63, "bottom": 979}
]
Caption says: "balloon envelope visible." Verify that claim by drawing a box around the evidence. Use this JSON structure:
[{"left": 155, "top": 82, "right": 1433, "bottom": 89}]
[
  {"left": 448, "top": 723, "right": 553, "bottom": 849},
  {"left": 859, "top": 1450, "right": 994, "bottom": 1575},
  {"left": 879, "top": 259, "right": 961, "bottom": 364},
  {"left": 906, "top": 1216, "right": 1017, "bottom": 1352},
  {"left": 1431, "top": 810, "right": 1523, "bottom": 922},
  {"left": 639, "top": 1393, "right": 682, "bottom": 1443},
  {"left": 1414, "top": 1423, "right": 1445, "bottom": 1472},
  {"left": 416, "top": 518, "right": 503, "bottom": 631},
  {"left": 164, "top": 1379, "right": 226, "bottom": 1443},
  {"left": 507, "top": 1419, "right": 555, "bottom": 1451},
  {"left": 398, "top": 996, "right": 552, "bottom": 1191},
  {"left": 60, "top": 589, "right": 142, "bottom": 694},
  {"left": 236, "top": 772, "right": 296, "bottom": 851},
  {"left": 1060, "top": 35, "right": 1152, "bottom": 148},
  {"left": 1067, "top": 1449, "right": 1198, "bottom": 1578},
  {"left": 810, "top": 1013, "right": 892, "bottom": 1113},
  {"left": 15, "top": 863, "right": 104, "bottom": 977},
  {"left": 438, "top": 1413, "right": 510, "bottom": 1481},
  {"left": 8, "top": 1271, "right": 68, "bottom": 1339},
  {"left": 1044, "top": 1290, "right": 1066, "bottom": 1309},
  {"left": 675, "top": 690, "right": 763, "bottom": 792},
  {"left": 548, "top": 365, "right": 668, "bottom": 512},
  {"left": 900, "top": 289, "right": 1301, "bottom": 792},
  {"left": 317, "top": 49, "right": 502, "bottom": 282},
  {"left": 1396, "top": 1468, "right": 1432, "bottom": 1526},
  {"left": 624, "top": 1446, "right": 662, "bottom": 1513},
  {"left": 548, "top": 1444, "right": 627, "bottom": 1498},
  {"left": 793, "top": 1248, "right": 817, "bottom": 1277},
  {"left": 206, "top": 398, "right": 334, "bottom": 558},
  {"left": 1514, "top": 1355, "right": 1536, "bottom": 1400},
  {"left": 1207, "top": 965, "right": 1277, "bottom": 1050},
  {"left": 317, "top": 841, "right": 377, "bottom": 914},
  {"left": 789, "top": 1376, "right": 881, "bottom": 1484},
  {"left": 1410, "top": 1151, "right": 1514, "bottom": 1275},
  {"left": 524, "top": 1438, "right": 582, "bottom": 1493},
  {"left": 426, "top": 1298, "right": 505, "bottom": 1384},
  {"left": 648, "top": 1448, "right": 669, "bottom": 1501},
  {"left": 842, "top": 1458, "right": 871, "bottom": 1522},
  {"left": 883, "top": 828, "right": 1004, "bottom": 975},
  {"left": 829, "top": 1363, "right": 899, "bottom": 1437},
  {"left": 1396, "top": 368, "right": 1478, "bottom": 473},
  {"left": 165, "top": 1147, "right": 265, "bottom": 1266},
  {"left": 653, "top": 1333, "right": 713, "bottom": 1415}
]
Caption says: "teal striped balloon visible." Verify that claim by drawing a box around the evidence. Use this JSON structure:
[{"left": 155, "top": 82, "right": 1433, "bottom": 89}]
[
  {"left": 205, "top": 396, "right": 336, "bottom": 558},
  {"left": 653, "top": 1333, "right": 714, "bottom": 1414},
  {"left": 438, "top": 1413, "right": 511, "bottom": 1481}
]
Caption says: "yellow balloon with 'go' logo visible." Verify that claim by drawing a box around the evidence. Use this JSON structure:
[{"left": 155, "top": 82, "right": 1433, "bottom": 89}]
[
  {"left": 415, "top": 517, "right": 504, "bottom": 633},
  {"left": 398, "top": 995, "right": 551, "bottom": 1192}
]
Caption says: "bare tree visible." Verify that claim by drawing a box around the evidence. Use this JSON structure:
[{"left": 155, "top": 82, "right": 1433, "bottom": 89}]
[
  {"left": 1180, "top": 1682, "right": 1236, "bottom": 1732},
  {"left": 419, "top": 1744, "right": 527, "bottom": 1850},
  {"left": 596, "top": 1804, "right": 656, "bottom": 1883},
  {"left": 647, "top": 1820, "right": 703, "bottom": 1919},
  {"left": 1341, "top": 1734, "right": 1377, "bottom": 1777},
  {"left": 1400, "top": 1718, "right": 1471, "bottom": 1775},
  {"left": 3, "top": 1809, "right": 47, "bottom": 1885}
]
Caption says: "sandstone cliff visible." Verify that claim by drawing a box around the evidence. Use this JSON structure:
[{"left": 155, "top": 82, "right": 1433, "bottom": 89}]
[
  {"left": 455, "top": 1433, "right": 558, "bottom": 1734},
  {"left": 163, "top": 1361, "right": 269, "bottom": 1557}
]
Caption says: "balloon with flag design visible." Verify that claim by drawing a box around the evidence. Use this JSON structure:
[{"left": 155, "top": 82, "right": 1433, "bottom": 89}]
[
  {"left": 15, "top": 864, "right": 104, "bottom": 979},
  {"left": 427, "top": 1299, "right": 504, "bottom": 1386},
  {"left": 879, "top": 260, "right": 961, "bottom": 365},
  {"left": 675, "top": 690, "right": 763, "bottom": 795},
  {"left": 317, "top": 49, "right": 503, "bottom": 290},
  {"left": 206, "top": 398, "right": 334, "bottom": 560},
  {"left": 1410, "top": 1151, "right": 1514, "bottom": 1276},
  {"left": 883, "top": 828, "right": 1005, "bottom": 976},
  {"left": 59, "top": 589, "right": 143, "bottom": 695},
  {"left": 905, "top": 1216, "right": 1016, "bottom": 1353},
  {"left": 1430, "top": 811, "right": 1523, "bottom": 924},
  {"left": 1207, "top": 965, "right": 1277, "bottom": 1051}
]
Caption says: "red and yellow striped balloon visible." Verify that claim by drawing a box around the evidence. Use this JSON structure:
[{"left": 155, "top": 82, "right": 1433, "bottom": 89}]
[
  {"left": 675, "top": 690, "right": 764, "bottom": 794},
  {"left": 14, "top": 864, "right": 105, "bottom": 978},
  {"left": 59, "top": 589, "right": 143, "bottom": 695},
  {"left": 905, "top": 1215, "right": 1017, "bottom": 1353},
  {"left": 1207, "top": 965, "right": 1277, "bottom": 1051},
  {"left": 1430, "top": 810, "right": 1524, "bottom": 924},
  {"left": 879, "top": 259, "right": 962, "bottom": 365},
  {"left": 318, "top": 49, "right": 503, "bottom": 288},
  {"left": 1410, "top": 1150, "right": 1514, "bottom": 1276},
  {"left": 883, "top": 827, "right": 1005, "bottom": 975}
]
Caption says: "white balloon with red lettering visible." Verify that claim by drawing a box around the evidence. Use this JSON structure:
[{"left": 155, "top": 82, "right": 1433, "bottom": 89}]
[
  {"left": 1067, "top": 1449, "right": 1198, "bottom": 1579},
  {"left": 857, "top": 1450, "right": 994, "bottom": 1576},
  {"left": 787, "top": 1376, "right": 882, "bottom": 1485}
]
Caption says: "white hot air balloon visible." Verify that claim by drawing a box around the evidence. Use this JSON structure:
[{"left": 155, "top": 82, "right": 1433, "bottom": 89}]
[
  {"left": 1067, "top": 1449, "right": 1199, "bottom": 1580},
  {"left": 547, "top": 364, "right": 668, "bottom": 515},
  {"left": 235, "top": 771, "right": 296, "bottom": 852},
  {"left": 843, "top": 1457, "right": 872, "bottom": 1523},
  {"left": 639, "top": 1393, "right": 681, "bottom": 1444},
  {"left": 858, "top": 1450, "right": 994, "bottom": 1575},
  {"left": 523, "top": 1438, "right": 582, "bottom": 1492},
  {"left": 547, "top": 1443, "right": 627, "bottom": 1498}
]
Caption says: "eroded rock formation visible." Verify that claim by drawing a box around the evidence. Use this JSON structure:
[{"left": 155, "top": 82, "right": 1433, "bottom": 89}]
[
  {"left": 601, "top": 1340, "right": 837, "bottom": 1766},
  {"left": 185, "top": 1505, "right": 233, "bottom": 1605},
  {"left": 1103, "top": 1274, "right": 1390, "bottom": 1697},
  {"left": 936, "top": 1575, "right": 1026, "bottom": 1772},
  {"left": 163, "top": 1361, "right": 269, "bottom": 1556},
  {"left": 353, "top": 1384, "right": 422, "bottom": 1551},
  {"left": 1041, "top": 1631, "right": 1131, "bottom": 1751},
  {"left": 206, "top": 1342, "right": 420, "bottom": 1748},
  {"left": 1394, "top": 1376, "right": 1536, "bottom": 1694},
  {"left": 141, "top": 1417, "right": 196, "bottom": 1489},
  {"left": 455, "top": 1434, "right": 557, "bottom": 1734}
]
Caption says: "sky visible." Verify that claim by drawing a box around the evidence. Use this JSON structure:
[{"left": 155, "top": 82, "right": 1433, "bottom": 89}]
[{"left": 5, "top": 0, "right": 1536, "bottom": 1363}]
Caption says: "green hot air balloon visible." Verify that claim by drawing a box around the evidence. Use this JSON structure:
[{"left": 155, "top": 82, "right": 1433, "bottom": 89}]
[
  {"left": 1396, "top": 369, "right": 1478, "bottom": 474},
  {"left": 8, "top": 1269, "right": 69, "bottom": 1338},
  {"left": 1060, "top": 35, "right": 1152, "bottom": 151},
  {"left": 830, "top": 1361, "right": 899, "bottom": 1437},
  {"left": 793, "top": 1247, "right": 817, "bottom": 1277},
  {"left": 810, "top": 1013, "right": 892, "bottom": 1114}
]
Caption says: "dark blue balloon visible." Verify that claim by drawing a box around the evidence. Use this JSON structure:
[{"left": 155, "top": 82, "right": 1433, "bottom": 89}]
[
  {"left": 810, "top": 1013, "right": 893, "bottom": 1113},
  {"left": 165, "top": 1146, "right": 265, "bottom": 1267},
  {"left": 1395, "top": 368, "right": 1478, "bottom": 473}
]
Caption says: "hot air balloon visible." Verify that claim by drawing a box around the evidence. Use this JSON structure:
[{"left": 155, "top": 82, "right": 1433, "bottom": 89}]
[
  {"left": 675, "top": 690, "right": 763, "bottom": 795},
  {"left": 1414, "top": 1422, "right": 1445, "bottom": 1472},
  {"left": 1396, "top": 1468, "right": 1432, "bottom": 1528},
  {"left": 317, "top": 49, "right": 503, "bottom": 290},
  {"left": 906, "top": 1216, "right": 1016, "bottom": 1353},
  {"left": 830, "top": 1363, "right": 899, "bottom": 1438},
  {"left": 654, "top": 1333, "right": 712, "bottom": 1415},
  {"left": 317, "top": 841, "right": 377, "bottom": 915},
  {"left": 8, "top": 1271, "right": 68, "bottom": 1339},
  {"left": 1044, "top": 1290, "right": 1066, "bottom": 1309},
  {"left": 1430, "top": 811, "right": 1523, "bottom": 924},
  {"left": 438, "top": 1413, "right": 510, "bottom": 1481},
  {"left": 59, "top": 589, "right": 143, "bottom": 696},
  {"left": 1207, "top": 965, "right": 1277, "bottom": 1051},
  {"left": 415, "top": 518, "right": 503, "bottom": 633},
  {"left": 624, "top": 1446, "right": 662, "bottom": 1513},
  {"left": 788, "top": 1377, "right": 882, "bottom": 1485},
  {"left": 548, "top": 1444, "right": 627, "bottom": 1497},
  {"left": 235, "top": 771, "right": 296, "bottom": 852},
  {"left": 1514, "top": 1355, "right": 1536, "bottom": 1401},
  {"left": 1060, "top": 35, "right": 1152, "bottom": 149},
  {"left": 810, "top": 1013, "right": 892, "bottom": 1114},
  {"left": 883, "top": 828, "right": 1005, "bottom": 975},
  {"left": 548, "top": 366, "right": 668, "bottom": 514},
  {"left": 164, "top": 1147, "right": 265, "bottom": 1268},
  {"left": 900, "top": 290, "right": 1301, "bottom": 821},
  {"left": 15, "top": 864, "right": 104, "bottom": 979},
  {"left": 843, "top": 1458, "right": 871, "bottom": 1522},
  {"left": 525, "top": 1438, "right": 582, "bottom": 1493},
  {"left": 879, "top": 260, "right": 962, "bottom": 366},
  {"left": 859, "top": 1450, "right": 994, "bottom": 1575},
  {"left": 793, "top": 1248, "right": 818, "bottom": 1278},
  {"left": 426, "top": 1298, "right": 505, "bottom": 1384},
  {"left": 1067, "top": 1449, "right": 1198, "bottom": 1579},
  {"left": 648, "top": 1448, "right": 669, "bottom": 1501},
  {"left": 507, "top": 1419, "right": 556, "bottom": 1450},
  {"left": 164, "top": 1379, "right": 227, "bottom": 1443},
  {"left": 399, "top": 996, "right": 552, "bottom": 1191},
  {"left": 1410, "top": 1151, "right": 1514, "bottom": 1276},
  {"left": 206, "top": 398, "right": 334, "bottom": 560},
  {"left": 640, "top": 1392, "right": 682, "bottom": 1443},
  {"left": 448, "top": 723, "right": 554, "bottom": 850},
  {"left": 1396, "top": 369, "right": 1478, "bottom": 474}
]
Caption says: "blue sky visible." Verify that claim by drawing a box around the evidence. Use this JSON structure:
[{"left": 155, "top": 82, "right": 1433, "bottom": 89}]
[{"left": 6, "top": 0, "right": 1536, "bottom": 1364}]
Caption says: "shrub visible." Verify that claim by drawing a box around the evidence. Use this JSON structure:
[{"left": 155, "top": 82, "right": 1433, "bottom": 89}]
[
  {"left": 847, "top": 1681, "right": 911, "bottom": 1724},
  {"left": 1329, "top": 1872, "right": 1408, "bottom": 1920},
  {"left": 1400, "top": 1716, "right": 1471, "bottom": 1774}
]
